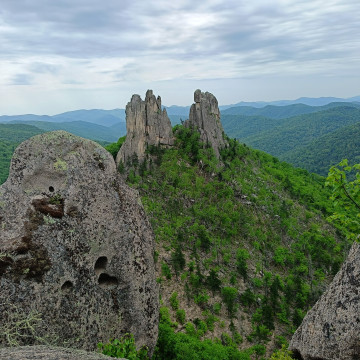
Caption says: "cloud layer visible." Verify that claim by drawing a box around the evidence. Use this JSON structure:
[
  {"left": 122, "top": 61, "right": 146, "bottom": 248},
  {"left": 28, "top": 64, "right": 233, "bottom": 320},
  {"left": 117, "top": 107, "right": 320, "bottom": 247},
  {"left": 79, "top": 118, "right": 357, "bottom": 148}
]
[{"left": 1, "top": 0, "right": 359, "bottom": 113}]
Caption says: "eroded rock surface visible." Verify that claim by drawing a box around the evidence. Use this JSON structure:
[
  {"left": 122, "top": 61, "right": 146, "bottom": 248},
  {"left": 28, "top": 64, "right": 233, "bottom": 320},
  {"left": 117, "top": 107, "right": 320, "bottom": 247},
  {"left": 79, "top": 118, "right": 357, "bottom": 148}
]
[
  {"left": 0, "top": 345, "right": 121, "bottom": 360},
  {"left": 0, "top": 131, "right": 158, "bottom": 353},
  {"left": 116, "top": 90, "right": 173, "bottom": 166},
  {"left": 184, "top": 89, "right": 227, "bottom": 158},
  {"left": 290, "top": 242, "right": 360, "bottom": 360}
]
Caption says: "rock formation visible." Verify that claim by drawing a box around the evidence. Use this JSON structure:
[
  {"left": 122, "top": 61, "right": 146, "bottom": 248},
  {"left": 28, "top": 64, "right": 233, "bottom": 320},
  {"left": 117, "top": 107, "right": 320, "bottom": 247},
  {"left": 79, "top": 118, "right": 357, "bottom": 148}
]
[
  {"left": 289, "top": 241, "right": 360, "bottom": 360},
  {"left": 116, "top": 90, "right": 173, "bottom": 167},
  {"left": 0, "top": 131, "right": 158, "bottom": 353},
  {"left": 184, "top": 89, "right": 228, "bottom": 158},
  {"left": 0, "top": 345, "right": 120, "bottom": 360}
]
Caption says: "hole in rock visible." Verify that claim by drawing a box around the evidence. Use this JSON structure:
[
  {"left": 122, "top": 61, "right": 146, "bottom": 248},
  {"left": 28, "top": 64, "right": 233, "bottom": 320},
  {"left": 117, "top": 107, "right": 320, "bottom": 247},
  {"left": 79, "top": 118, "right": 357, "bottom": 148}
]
[
  {"left": 291, "top": 350, "right": 304, "bottom": 360},
  {"left": 94, "top": 256, "right": 108, "bottom": 275},
  {"left": 98, "top": 273, "right": 118, "bottom": 288},
  {"left": 49, "top": 186, "right": 54, "bottom": 192},
  {"left": 61, "top": 280, "right": 74, "bottom": 293}
]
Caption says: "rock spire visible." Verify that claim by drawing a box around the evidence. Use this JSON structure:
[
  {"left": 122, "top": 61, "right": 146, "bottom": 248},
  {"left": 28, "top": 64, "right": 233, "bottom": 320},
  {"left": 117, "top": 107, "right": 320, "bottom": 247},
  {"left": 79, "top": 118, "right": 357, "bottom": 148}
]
[
  {"left": 184, "top": 89, "right": 228, "bottom": 158},
  {"left": 290, "top": 242, "right": 360, "bottom": 360},
  {"left": 0, "top": 131, "right": 159, "bottom": 354},
  {"left": 116, "top": 90, "right": 173, "bottom": 167}
]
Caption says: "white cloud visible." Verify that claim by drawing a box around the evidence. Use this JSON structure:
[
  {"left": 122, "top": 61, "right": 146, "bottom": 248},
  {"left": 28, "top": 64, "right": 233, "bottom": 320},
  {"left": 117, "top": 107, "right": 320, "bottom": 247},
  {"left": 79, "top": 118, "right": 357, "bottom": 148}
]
[{"left": 0, "top": 0, "right": 359, "bottom": 113}]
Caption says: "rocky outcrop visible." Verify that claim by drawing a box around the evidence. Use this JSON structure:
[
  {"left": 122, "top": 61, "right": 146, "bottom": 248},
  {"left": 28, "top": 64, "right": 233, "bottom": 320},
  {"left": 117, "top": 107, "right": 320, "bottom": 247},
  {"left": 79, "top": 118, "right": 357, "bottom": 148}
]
[
  {"left": 116, "top": 90, "right": 173, "bottom": 166},
  {"left": 289, "top": 242, "right": 360, "bottom": 360},
  {"left": 0, "top": 131, "right": 158, "bottom": 353},
  {"left": 0, "top": 345, "right": 121, "bottom": 360},
  {"left": 184, "top": 89, "right": 227, "bottom": 158}
]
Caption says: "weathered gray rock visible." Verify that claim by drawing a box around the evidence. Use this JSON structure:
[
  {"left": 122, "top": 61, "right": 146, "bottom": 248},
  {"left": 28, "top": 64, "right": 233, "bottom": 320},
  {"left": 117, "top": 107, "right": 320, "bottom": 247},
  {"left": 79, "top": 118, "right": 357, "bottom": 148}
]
[
  {"left": 184, "top": 89, "right": 227, "bottom": 158},
  {"left": 290, "top": 242, "right": 360, "bottom": 360},
  {"left": 0, "top": 345, "right": 122, "bottom": 360},
  {"left": 0, "top": 131, "right": 158, "bottom": 354},
  {"left": 116, "top": 90, "right": 173, "bottom": 166}
]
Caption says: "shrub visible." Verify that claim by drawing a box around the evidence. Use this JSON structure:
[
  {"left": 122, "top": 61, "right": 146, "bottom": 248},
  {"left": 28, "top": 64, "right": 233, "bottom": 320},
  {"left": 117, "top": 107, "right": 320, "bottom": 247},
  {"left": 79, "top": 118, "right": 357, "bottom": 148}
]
[
  {"left": 161, "top": 262, "right": 172, "bottom": 280},
  {"left": 221, "top": 287, "right": 238, "bottom": 317},
  {"left": 176, "top": 309, "right": 186, "bottom": 324},
  {"left": 98, "top": 333, "right": 148, "bottom": 360},
  {"left": 170, "top": 292, "right": 179, "bottom": 311}
]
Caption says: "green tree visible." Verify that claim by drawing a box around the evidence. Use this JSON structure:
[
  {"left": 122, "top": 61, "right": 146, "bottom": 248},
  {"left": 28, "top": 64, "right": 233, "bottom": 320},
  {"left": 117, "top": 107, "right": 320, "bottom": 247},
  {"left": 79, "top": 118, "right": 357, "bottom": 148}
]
[
  {"left": 221, "top": 287, "right": 238, "bottom": 317},
  {"left": 172, "top": 245, "right": 186, "bottom": 275},
  {"left": 326, "top": 159, "right": 360, "bottom": 241},
  {"left": 236, "top": 248, "right": 250, "bottom": 280},
  {"left": 206, "top": 269, "right": 221, "bottom": 294}
]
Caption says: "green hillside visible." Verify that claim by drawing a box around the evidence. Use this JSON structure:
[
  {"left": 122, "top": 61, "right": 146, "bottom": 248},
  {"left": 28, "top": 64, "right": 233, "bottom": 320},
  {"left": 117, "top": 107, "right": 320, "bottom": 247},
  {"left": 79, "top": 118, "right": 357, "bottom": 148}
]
[
  {"left": 222, "top": 114, "right": 283, "bottom": 139},
  {"left": 0, "top": 123, "right": 44, "bottom": 142},
  {"left": 0, "top": 124, "right": 44, "bottom": 184},
  {"left": 282, "top": 122, "right": 360, "bottom": 176},
  {"left": 226, "top": 106, "right": 360, "bottom": 159},
  {"left": 111, "top": 127, "right": 350, "bottom": 358}
]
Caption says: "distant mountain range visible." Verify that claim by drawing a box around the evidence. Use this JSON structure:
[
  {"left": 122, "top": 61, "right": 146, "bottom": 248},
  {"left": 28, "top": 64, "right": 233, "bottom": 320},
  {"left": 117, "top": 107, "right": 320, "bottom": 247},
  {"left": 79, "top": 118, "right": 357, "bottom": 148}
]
[
  {"left": 1, "top": 95, "right": 360, "bottom": 178},
  {"left": 1, "top": 95, "right": 359, "bottom": 126},
  {"left": 219, "top": 95, "right": 360, "bottom": 109},
  {"left": 0, "top": 108, "right": 126, "bottom": 127},
  {"left": 0, "top": 109, "right": 127, "bottom": 143}
]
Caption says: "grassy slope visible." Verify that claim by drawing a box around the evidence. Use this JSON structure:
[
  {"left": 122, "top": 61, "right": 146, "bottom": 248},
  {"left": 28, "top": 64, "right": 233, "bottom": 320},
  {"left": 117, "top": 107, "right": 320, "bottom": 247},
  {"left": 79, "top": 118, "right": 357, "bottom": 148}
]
[{"left": 121, "top": 126, "right": 349, "bottom": 357}]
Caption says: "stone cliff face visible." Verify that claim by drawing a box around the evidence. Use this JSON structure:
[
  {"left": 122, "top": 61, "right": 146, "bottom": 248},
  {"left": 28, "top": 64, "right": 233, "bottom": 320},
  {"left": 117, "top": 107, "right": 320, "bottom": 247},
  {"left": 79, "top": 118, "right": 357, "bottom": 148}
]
[
  {"left": 290, "top": 242, "right": 360, "bottom": 360},
  {"left": 0, "top": 131, "right": 159, "bottom": 353},
  {"left": 116, "top": 90, "right": 173, "bottom": 166},
  {"left": 185, "top": 89, "right": 228, "bottom": 158}
]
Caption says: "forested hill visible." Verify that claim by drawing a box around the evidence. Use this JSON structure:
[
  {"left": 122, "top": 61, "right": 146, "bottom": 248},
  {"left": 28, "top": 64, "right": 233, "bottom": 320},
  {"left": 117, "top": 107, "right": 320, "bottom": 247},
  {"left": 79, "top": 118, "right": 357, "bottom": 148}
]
[
  {"left": 242, "top": 106, "right": 360, "bottom": 156},
  {"left": 107, "top": 126, "right": 350, "bottom": 358},
  {"left": 0, "top": 124, "right": 44, "bottom": 184},
  {"left": 222, "top": 105, "right": 360, "bottom": 176},
  {"left": 282, "top": 122, "right": 360, "bottom": 176}
]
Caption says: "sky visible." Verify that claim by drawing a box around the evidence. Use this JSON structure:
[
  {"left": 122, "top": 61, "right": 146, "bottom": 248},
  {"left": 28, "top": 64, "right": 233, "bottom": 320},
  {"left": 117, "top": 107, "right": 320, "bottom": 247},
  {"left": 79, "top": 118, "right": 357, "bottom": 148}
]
[{"left": 1, "top": 0, "right": 359, "bottom": 115}]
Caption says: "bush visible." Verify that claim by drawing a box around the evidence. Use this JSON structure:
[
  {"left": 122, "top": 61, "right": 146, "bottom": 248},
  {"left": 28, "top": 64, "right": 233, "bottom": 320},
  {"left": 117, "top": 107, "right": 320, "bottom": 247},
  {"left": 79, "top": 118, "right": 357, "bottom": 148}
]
[
  {"left": 170, "top": 292, "right": 179, "bottom": 310},
  {"left": 221, "top": 287, "right": 238, "bottom": 317},
  {"left": 269, "top": 345, "right": 294, "bottom": 359},
  {"left": 98, "top": 333, "right": 148, "bottom": 359},
  {"left": 161, "top": 262, "right": 172, "bottom": 280},
  {"left": 176, "top": 309, "right": 186, "bottom": 324}
]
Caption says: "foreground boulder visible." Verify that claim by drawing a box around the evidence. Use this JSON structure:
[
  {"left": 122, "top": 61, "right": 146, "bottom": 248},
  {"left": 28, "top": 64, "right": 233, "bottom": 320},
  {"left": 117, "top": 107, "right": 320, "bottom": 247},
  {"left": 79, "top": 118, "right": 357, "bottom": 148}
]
[
  {"left": 290, "top": 242, "right": 360, "bottom": 360},
  {"left": 116, "top": 90, "right": 173, "bottom": 167},
  {"left": 0, "top": 345, "right": 120, "bottom": 360},
  {"left": 185, "top": 89, "right": 228, "bottom": 158},
  {"left": 0, "top": 131, "right": 158, "bottom": 353}
]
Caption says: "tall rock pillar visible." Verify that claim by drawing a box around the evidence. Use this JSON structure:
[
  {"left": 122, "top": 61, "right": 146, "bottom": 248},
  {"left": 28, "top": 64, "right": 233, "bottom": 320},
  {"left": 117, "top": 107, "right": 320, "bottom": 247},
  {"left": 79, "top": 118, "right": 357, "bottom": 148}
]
[
  {"left": 116, "top": 90, "right": 173, "bottom": 167},
  {"left": 185, "top": 89, "right": 227, "bottom": 158}
]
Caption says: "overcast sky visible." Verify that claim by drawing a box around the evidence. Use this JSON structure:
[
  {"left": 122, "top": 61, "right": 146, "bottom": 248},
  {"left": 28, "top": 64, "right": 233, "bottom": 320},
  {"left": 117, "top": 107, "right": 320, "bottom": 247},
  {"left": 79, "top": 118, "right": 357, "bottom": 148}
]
[{"left": 1, "top": 0, "right": 359, "bottom": 114}]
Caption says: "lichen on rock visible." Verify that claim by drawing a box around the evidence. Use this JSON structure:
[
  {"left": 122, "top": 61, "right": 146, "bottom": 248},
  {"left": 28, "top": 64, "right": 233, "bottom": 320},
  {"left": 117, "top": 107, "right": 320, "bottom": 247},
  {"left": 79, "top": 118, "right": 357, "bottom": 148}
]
[{"left": 0, "top": 131, "right": 159, "bottom": 354}]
